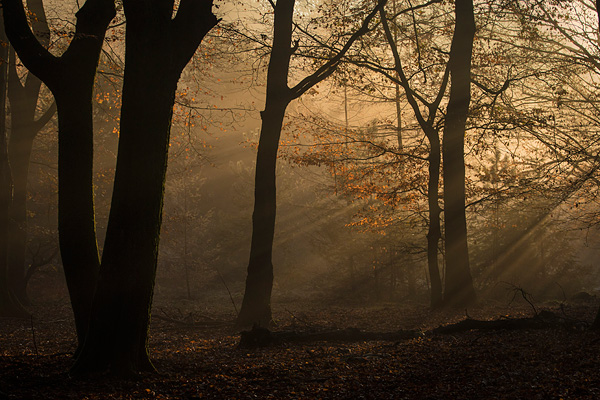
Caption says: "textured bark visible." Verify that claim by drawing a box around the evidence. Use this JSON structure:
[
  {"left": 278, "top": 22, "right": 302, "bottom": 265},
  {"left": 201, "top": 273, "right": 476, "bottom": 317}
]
[
  {"left": 71, "top": 0, "right": 218, "bottom": 376},
  {"left": 236, "top": 0, "right": 295, "bottom": 329},
  {"left": 3, "top": 0, "right": 115, "bottom": 346},
  {"left": 442, "top": 0, "right": 476, "bottom": 307},
  {"left": 7, "top": 0, "right": 55, "bottom": 307}
]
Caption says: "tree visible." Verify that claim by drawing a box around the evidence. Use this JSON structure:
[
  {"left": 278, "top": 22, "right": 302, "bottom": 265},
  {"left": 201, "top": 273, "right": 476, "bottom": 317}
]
[
  {"left": 283, "top": 0, "right": 479, "bottom": 307},
  {"left": 379, "top": 1, "right": 447, "bottom": 308},
  {"left": 6, "top": 0, "right": 56, "bottom": 306},
  {"left": 236, "top": 0, "right": 387, "bottom": 328},
  {"left": 3, "top": 0, "right": 116, "bottom": 347},
  {"left": 0, "top": 11, "right": 29, "bottom": 318},
  {"left": 71, "top": 0, "right": 218, "bottom": 376},
  {"left": 441, "top": 0, "right": 476, "bottom": 306}
]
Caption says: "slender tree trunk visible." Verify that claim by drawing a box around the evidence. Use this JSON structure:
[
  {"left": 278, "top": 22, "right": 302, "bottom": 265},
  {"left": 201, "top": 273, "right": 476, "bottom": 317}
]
[
  {"left": 236, "top": 0, "right": 384, "bottom": 327},
  {"left": 236, "top": 0, "right": 295, "bottom": 328},
  {"left": 392, "top": 0, "right": 403, "bottom": 151},
  {"left": 379, "top": 7, "right": 447, "bottom": 309},
  {"left": 426, "top": 128, "right": 443, "bottom": 309},
  {"left": 237, "top": 105, "right": 288, "bottom": 327},
  {"left": 6, "top": 127, "right": 34, "bottom": 306},
  {"left": 0, "top": 12, "right": 28, "bottom": 318},
  {"left": 71, "top": 0, "right": 218, "bottom": 376},
  {"left": 442, "top": 0, "right": 476, "bottom": 307},
  {"left": 7, "top": 0, "right": 54, "bottom": 306}
]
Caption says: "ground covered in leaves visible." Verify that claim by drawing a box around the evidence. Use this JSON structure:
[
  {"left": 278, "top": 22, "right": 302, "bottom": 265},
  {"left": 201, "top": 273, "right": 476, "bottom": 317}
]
[{"left": 1, "top": 291, "right": 600, "bottom": 399}]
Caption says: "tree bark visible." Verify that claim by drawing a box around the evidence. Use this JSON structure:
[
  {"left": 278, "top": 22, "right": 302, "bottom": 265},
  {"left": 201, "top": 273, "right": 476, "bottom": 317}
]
[
  {"left": 442, "top": 0, "right": 476, "bottom": 307},
  {"left": 6, "top": 0, "right": 55, "bottom": 306},
  {"left": 236, "top": 0, "right": 295, "bottom": 328},
  {"left": 71, "top": 0, "right": 218, "bottom": 376}
]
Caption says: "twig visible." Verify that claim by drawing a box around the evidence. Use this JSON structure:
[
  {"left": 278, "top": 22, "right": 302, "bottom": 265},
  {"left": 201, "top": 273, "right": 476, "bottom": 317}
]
[
  {"left": 285, "top": 308, "right": 313, "bottom": 328},
  {"left": 215, "top": 268, "right": 238, "bottom": 316},
  {"left": 503, "top": 282, "right": 538, "bottom": 316},
  {"left": 152, "top": 313, "right": 229, "bottom": 328}
]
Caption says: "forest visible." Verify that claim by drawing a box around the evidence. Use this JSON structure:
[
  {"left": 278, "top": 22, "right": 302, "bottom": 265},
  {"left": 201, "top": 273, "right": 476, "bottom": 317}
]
[{"left": 1, "top": 0, "right": 600, "bottom": 398}]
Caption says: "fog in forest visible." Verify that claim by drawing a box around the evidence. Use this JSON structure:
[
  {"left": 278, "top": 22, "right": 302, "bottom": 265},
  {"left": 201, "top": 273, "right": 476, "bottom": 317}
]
[
  {"left": 3, "top": 0, "right": 600, "bottom": 395},
  {"left": 9, "top": 0, "right": 600, "bottom": 314}
]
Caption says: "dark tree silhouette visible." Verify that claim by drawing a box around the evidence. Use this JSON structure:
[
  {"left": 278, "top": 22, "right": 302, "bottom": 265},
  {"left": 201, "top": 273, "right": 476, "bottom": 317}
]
[
  {"left": 379, "top": 3, "right": 447, "bottom": 309},
  {"left": 3, "top": 0, "right": 116, "bottom": 349},
  {"left": 441, "top": 0, "right": 476, "bottom": 306},
  {"left": 0, "top": 11, "right": 29, "bottom": 318},
  {"left": 70, "top": 0, "right": 218, "bottom": 376},
  {"left": 6, "top": 0, "right": 56, "bottom": 307},
  {"left": 237, "top": 0, "right": 387, "bottom": 328}
]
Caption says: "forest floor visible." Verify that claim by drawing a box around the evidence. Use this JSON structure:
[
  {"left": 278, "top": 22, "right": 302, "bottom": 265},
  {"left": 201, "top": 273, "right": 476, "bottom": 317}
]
[{"left": 1, "top": 288, "right": 600, "bottom": 399}]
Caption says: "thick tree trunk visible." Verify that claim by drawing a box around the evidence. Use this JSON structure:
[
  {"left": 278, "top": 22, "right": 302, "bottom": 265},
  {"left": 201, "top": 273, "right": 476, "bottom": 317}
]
[
  {"left": 426, "top": 128, "right": 443, "bottom": 309},
  {"left": 72, "top": 73, "right": 177, "bottom": 376},
  {"left": 71, "top": 0, "right": 218, "bottom": 376},
  {"left": 236, "top": 0, "right": 295, "bottom": 328},
  {"left": 442, "top": 0, "right": 476, "bottom": 307},
  {"left": 55, "top": 87, "right": 100, "bottom": 348}
]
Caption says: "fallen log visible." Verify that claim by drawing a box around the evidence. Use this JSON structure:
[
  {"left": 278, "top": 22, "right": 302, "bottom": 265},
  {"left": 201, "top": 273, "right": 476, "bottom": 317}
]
[
  {"left": 239, "top": 326, "right": 422, "bottom": 348},
  {"left": 431, "top": 310, "right": 586, "bottom": 334},
  {"left": 238, "top": 310, "right": 589, "bottom": 348}
]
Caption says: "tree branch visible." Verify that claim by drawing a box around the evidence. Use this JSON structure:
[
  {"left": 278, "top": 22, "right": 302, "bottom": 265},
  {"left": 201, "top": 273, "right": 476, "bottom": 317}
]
[
  {"left": 171, "top": 0, "right": 220, "bottom": 73},
  {"left": 32, "top": 101, "right": 57, "bottom": 136},
  {"left": 2, "top": 0, "right": 58, "bottom": 85},
  {"left": 289, "top": 0, "right": 388, "bottom": 100}
]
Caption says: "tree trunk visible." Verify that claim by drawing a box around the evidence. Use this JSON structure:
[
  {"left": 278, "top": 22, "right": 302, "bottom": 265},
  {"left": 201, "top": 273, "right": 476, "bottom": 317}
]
[
  {"left": 236, "top": 0, "right": 295, "bottom": 328},
  {"left": 7, "top": 0, "right": 54, "bottom": 306},
  {"left": 6, "top": 125, "right": 34, "bottom": 306},
  {"left": 3, "top": 0, "right": 116, "bottom": 346},
  {"left": 426, "top": 128, "right": 443, "bottom": 309},
  {"left": 593, "top": 305, "right": 600, "bottom": 330},
  {"left": 379, "top": 7, "right": 447, "bottom": 310},
  {"left": 55, "top": 86, "right": 100, "bottom": 349},
  {"left": 442, "top": 0, "right": 476, "bottom": 307},
  {"left": 236, "top": 0, "right": 384, "bottom": 327},
  {"left": 0, "top": 12, "right": 28, "bottom": 318},
  {"left": 237, "top": 105, "right": 288, "bottom": 327},
  {"left": 71, "top": 0, "right": 218, "bottom": 376}
]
